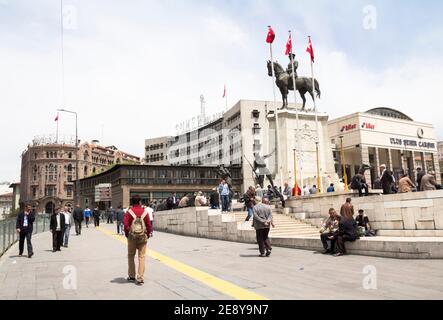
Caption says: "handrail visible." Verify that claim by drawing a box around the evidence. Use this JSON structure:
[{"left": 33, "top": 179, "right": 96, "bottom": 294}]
[{"left": 0, "top": 214, "right": 51, "bottom": 258}]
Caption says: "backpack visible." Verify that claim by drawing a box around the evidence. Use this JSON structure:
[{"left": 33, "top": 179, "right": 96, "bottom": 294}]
[{"left": 127, "top": 209, "right": 149, "bottom": 244}]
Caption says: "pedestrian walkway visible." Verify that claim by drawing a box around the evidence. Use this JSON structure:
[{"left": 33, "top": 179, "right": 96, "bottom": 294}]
[{"left": 1, "top": 223, "right": 443, "bottom": 300}]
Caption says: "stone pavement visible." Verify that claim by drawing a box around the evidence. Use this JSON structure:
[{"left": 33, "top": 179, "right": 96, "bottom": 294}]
[{"left": 0, "top": 223, "right": 442, "bottom": 300}]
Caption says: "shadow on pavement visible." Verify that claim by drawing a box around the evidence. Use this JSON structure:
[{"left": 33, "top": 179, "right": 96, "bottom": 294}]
[
  {"left": 239, "top": 254, "right": 261, "bottom": 258},
  {"left": 110, "top": 277, "right": 133, "bottom": 284}
]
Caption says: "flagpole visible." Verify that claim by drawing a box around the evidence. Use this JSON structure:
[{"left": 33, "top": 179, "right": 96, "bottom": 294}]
[
  {"left": 289, "top": 30, "right": 302, "bottom": 196},
  {"left": 269, "top": 37, "right": 283, "bottom": 190},
  {"left": 309, "top": 36, "right": 322, "bottom": 193},
  {"left": 56, "top": 113, "right": 59, "bottom": 144}
]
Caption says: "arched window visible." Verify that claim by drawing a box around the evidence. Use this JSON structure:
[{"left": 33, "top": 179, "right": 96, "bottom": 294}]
[
  {"left": 84, "top": 151, "right": 89, "bottom": 161},
  {"left": 93, "top": 167, "right": 96, "bottom": 174},
  {"left": 67, "top": 164, "right": 73, "bottom": 172},
  {"left": 84, "top": 166, "right": 88, "bottom": 176},
  {"left": 68, "top": 152, "right": 72, "bottom": 159}
]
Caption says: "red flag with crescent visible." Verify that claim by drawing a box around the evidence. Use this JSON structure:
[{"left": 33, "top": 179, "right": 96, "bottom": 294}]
[{"left": 266, "top": 26, "right": 275, "bottom": 44}]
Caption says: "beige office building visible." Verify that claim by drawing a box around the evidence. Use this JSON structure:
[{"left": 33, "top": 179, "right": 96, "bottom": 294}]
[{"left": 328, "top": 108, "right": 441, "bottom": 187}]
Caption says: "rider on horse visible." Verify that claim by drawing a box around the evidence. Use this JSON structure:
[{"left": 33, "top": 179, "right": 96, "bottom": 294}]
[{"left": 287, "top": 53, "right": 299, "bottom": 85}]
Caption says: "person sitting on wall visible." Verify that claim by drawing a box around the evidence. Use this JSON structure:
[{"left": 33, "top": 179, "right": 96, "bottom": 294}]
[
  {"left": 178, "top": 194, "right": 190, "bottom": 208},
  {"left": 319, "top": 208, "right": 340, "bottom": 254},
  {"left": 195, "top": 191, "right": 207, "bottom": 207},
  {"left": 398, "top": 173, "right": 416, "bottom": 193},
  {"left": 356, "top": 209, "right": 377, "bottom": 237},
  {"left": 350, "top": 172, "right": 369, "bottom": 197},
  {"left": 327, "top": 183, "right": 335, "bottom": 193},
  {"left": 334, "top": 214, "right": 359, "bottom": 257}
]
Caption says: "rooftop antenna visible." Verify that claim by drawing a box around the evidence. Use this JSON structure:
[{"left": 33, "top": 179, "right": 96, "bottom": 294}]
[{"left": 200, "top": 95, "right": 206, "bottom": 125}]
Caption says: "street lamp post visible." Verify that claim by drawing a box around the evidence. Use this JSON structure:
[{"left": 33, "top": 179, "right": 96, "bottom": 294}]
[
  {"left": 57, "top": 109, "right": 79, "bottom": 206},
  {"left": 315, "top": 142, "right": 321, "bottom": 193},
  {"left": 293, "top": 148, "right": 298, "bottom": 197},
  {"left": 339, "top": 136, "right": 349, "bottom": 192}
]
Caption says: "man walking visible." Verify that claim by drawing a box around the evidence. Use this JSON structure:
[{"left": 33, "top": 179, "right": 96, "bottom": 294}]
[
  {"left": 124, "top": 195, "right": 153, "bottom": 286},
  {"left": 243, "top": 186, "right": 256, "bottom": 222},
  {"left": 83, "top": 206, "right": 92, "bottom": 228},
  {"left": 50, "top": 208, "right": 65, "bottom": 252},
  {"left": 62, "top": 206, "right": 72, "bottom": 248},
  {"left": 73, "top": 204, "right": 83, "bottom": 235},
  {"left": 116, "top": 205, "right": 125, "bottom": 235},
  {"left": 16, "top": 204, "right": 35, "bottom": 258},
  {"left": 252, "top": 197, "right": 274, "bottom": 257},
  {"left": 93, "top": 206, "right": 100, "bottom": 227}
]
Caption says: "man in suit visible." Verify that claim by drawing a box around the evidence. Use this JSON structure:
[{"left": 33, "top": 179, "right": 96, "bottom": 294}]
[
  {"left": 16, "top": 204, "right": 35, "bottom": 258},
  {"left": 50, "top": 207, "right": 65, "bottom": 252}
]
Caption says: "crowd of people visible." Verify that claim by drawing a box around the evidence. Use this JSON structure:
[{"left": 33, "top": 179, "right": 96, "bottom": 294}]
[
  {"left": 373, "top": 165, "right": 441, "bottom": 195},
  {"left": 15, "top": 197, "right": 155, "bottom": 286},
  {"left": 319, "top": 198, "right": 376, "bottom": 256}
]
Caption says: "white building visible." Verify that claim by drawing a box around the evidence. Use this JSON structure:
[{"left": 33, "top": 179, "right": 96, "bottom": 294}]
[
  {"left": 144, "top": 136, "right": 173, "bottom": 165},
  {"left": 328, "top": 108, "right": 441, "bottom": 187},
  {"left": 147, "top": 100, "right": 337, "bottom": 192}
]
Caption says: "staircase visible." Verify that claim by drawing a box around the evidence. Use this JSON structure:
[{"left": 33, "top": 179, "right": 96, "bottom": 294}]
[{"left": 231, "top": 210, "right": 320, "bottom": 238}]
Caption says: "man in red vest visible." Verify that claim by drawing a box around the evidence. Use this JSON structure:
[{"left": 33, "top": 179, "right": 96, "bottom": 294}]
[{"left": 123, "top": 195, "right": 153, "bottom": 285}]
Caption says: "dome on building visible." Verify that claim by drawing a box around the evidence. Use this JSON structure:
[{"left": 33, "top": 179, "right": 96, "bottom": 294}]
[{"left": 366, "top": 108, "right": 413, "bottom": 121}]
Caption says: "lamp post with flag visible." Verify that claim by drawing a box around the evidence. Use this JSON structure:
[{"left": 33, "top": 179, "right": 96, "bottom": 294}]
[
  {"left": 222, "top": 84, "right": 227, "bottom": 111},
  {"left": 266, "top": 26, "right": 283, "bottom": 189},
  {"left": 55, "top": 113, "right": 60, "bottom": 144},
  {"left": 307, "top": 36, "right": 322, "bottom": 193},
  {"left": 286, "top": 30, "right": 303, "bottom": 196}
]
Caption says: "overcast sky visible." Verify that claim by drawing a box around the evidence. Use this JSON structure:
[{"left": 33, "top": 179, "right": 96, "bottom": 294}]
[{"left": 1, "top": 0, "right": 443, "bottom": 182}]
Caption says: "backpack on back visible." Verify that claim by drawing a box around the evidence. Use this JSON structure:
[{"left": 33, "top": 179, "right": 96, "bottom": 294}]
[{"left": 127, "top": 209, "right": 149, "bottom": 243}]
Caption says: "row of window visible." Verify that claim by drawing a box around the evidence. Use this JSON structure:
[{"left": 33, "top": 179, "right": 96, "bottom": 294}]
[
  {"left": 34, "top": 151, "right": 74, "bottom": 160},
  {"left": 31, "top": 186, "right": 73, "bottom": 198},
  {"left": 146, "top": 143, "right": 166, "bottom": 152}
]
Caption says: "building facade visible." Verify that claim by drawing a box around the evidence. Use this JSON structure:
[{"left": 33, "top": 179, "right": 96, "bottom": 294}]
[
  {"left": 438, "top": 141, "right": 443, "bottom": 181},
  {"left": 144, "top": 136, "right": 173, "bottom": 165},
  {"left": 0, "top": 192, "right": 13, "bottom": 220},
  {"left": 78, "top": 164, "right": 243, "bottom": 209},
  {"left": 20, "top": 138, "right": 141, "bottom": 213},
  {"left": 328, "top": 108, "right": 441, "bottom": 187},
  {"left": 158, "top": 100, "right": 337, "bottom": 192}
]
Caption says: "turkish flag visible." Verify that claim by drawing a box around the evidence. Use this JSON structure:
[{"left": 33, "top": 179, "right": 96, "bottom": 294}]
[
  {"left": 54, "top": 113, "right": 59, "bottom": 122},
  {"left": 266, "top": 26, "right": 275, "bottom": 44},
  {"left": 306, "top": 37, "right": 315, "bottom": 63},
  {"left": 285, "top": 33, "right": 292, "bottom": 56}
]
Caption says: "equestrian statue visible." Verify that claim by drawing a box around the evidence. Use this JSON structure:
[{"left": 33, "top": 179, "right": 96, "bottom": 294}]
[{"left": 267, "top": 54, "right": 321, "bottom": 110}]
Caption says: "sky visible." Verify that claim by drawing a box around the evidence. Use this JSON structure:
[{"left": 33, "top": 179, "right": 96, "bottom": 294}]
[{"left": 1, "top": 0, "right": 443, "bottom": 182}]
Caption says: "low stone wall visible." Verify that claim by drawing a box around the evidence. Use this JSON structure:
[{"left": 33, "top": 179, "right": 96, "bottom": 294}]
[
  {"left": 287, "top": 190, "right": 443, "bottom": 234},
  {"left": 154, "top": 207, "right": 256, "bottom": 244},
  {"left": 154, "top": 206, "right": 443, "bottom": 259}
]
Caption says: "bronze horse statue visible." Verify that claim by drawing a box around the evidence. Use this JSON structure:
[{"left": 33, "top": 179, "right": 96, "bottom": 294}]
[{"left": 267, "top": 60, "right": 321, "bottom": 110}]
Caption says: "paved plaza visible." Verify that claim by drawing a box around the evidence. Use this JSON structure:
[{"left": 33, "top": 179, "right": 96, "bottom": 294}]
[{"left": 0, "top": 224, "right": 442, "bottom": 300}]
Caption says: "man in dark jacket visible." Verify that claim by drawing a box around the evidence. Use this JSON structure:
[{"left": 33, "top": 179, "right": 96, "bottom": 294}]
[
  {"left": 50, "top": 208, "right": 66, "bottom": 252},
  {"left": 73, "top": 204, "right": 83, "bottom": 235},
  {"left": 116, "top": 205, "right": 125, "bottom": 235},
  {"left": 416, "top": 167, "right": 425, "bottom": 191},
  {"left": 16, "top": 204, "right": 35, "bottom": 258},
  {"left": 209, "top": 188, "right": 220, "bottom": 209},
  {"left": 335, "top": 217, "right": 359, "bottom": 256},
  {"left": 380, "top": 165, "right": 394, "bottom": 195}
]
